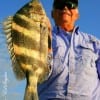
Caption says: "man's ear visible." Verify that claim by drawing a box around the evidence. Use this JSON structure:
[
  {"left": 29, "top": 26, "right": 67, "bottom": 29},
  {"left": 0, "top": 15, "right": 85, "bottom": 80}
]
[
  {"left": 76, "top": 13, "right": 79, "bottom": 20},
  {"left": 51, "top": 9, "right": 59, "bottom": 19},
  {"left": 74, "top": 9, "right": 80, "bottom": 21},
  {"left": 51, "top": 10, "right": 55, "bottom": 18}
]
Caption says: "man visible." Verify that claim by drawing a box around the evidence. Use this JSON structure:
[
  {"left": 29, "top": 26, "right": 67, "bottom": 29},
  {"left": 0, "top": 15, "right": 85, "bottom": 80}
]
[{"left": 38, "top": 0, "right": 100, "bottom": 100}]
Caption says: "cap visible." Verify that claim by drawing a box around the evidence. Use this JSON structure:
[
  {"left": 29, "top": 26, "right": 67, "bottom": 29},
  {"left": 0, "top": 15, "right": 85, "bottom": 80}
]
[{"left": 53, "top": 0, "right": 78, "bottom": 10}]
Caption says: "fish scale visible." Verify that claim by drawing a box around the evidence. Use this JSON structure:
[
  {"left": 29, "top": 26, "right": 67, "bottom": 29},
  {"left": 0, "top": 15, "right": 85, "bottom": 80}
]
[{"left": 3, "top": 0, "right": 51, "bottom": 100}]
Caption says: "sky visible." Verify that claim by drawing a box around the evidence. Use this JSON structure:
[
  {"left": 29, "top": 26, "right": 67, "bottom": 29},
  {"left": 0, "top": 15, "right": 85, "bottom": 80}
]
[{"left": 0, "top": 0, "right": 100, "bottom": 100}]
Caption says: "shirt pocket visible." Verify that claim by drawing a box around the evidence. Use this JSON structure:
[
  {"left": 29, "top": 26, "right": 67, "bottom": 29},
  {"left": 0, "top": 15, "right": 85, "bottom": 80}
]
[
  {"left": 77, "top": 41, "right": 98, "bottom": 76},
  {"left": 53, "top": 45, "right": 66, "bottom": 59},
  {"left": 52, "top": 45, "right": 66, "bottom": 75},
  {"left": 79, "top": 40, "right": 98, "bottom": 62}
]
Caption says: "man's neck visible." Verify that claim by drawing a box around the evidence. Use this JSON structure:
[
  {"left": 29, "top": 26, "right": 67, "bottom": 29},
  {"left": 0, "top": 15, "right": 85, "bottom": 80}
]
[{"left": 60, "top": 23, "right": 74, "bottom": 33}]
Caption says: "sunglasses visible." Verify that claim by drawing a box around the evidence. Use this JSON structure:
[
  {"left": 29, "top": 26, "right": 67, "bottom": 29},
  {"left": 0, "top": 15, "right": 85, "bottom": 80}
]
[{"left": 56, "top": 2, "right": 77, "bottom": 10}]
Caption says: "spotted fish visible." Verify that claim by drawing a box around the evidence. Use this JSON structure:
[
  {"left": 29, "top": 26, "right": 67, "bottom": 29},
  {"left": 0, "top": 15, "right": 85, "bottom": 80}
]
[{"left": 3, "top": 0, "right": 52, "bottom": 100}]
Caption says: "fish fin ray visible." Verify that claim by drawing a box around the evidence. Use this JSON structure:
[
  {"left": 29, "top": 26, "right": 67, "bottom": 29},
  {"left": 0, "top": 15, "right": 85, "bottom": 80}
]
[{"left": 3, "top": 16, "right": 26, "bottom": 80}]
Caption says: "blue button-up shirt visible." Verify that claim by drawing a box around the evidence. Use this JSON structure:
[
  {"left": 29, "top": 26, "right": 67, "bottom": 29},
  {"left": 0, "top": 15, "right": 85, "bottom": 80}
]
[{"left": 38, "top": 26, "right": 100, "bottom": 100}]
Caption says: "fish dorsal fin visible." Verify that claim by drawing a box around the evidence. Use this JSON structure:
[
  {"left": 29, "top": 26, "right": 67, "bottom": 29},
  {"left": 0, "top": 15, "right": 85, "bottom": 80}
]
[{"left": 3, "top": 16, "right": 25, "bottom": 80}]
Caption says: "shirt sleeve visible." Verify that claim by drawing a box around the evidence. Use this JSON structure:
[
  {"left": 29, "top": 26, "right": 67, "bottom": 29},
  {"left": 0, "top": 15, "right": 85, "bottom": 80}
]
[
  {"left": 96, "top": 55, "right": 100, "bottom": 80},
  {"left": 95, "top": 39, "right": 100, "bottom": 80},
  {"left": 90, "top": 35, "right": 100, "bottom": 80}
]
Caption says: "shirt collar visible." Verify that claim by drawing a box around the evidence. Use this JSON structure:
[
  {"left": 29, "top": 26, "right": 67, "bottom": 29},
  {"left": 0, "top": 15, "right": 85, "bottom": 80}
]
[{"left": 52, "top": 25, "right": 79, "bottom": 35}]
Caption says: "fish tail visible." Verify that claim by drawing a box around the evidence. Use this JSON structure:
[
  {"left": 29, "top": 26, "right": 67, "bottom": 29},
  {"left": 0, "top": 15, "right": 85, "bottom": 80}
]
[
  {"left": 24, "top": 86, "right": 39, "bottom": 100},
  {"left": 24, "top": 71, "right": 39, "bottom": 100}
]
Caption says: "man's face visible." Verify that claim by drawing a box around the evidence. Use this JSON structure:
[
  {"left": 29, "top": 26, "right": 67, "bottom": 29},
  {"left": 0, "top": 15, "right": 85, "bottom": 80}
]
[{"left": 52, "top": 7, "right": 79, "bottom": 27}]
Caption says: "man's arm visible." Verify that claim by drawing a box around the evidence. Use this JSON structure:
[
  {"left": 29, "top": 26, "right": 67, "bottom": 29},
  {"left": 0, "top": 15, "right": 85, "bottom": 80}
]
[{"left": 96, "top": 55, "right": 100, "bottom": 80}]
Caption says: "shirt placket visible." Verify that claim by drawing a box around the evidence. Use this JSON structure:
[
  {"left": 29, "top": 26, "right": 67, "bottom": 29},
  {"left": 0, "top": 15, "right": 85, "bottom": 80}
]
[{"left": 67, "top": 30, "right": 76, "bottom": 92}]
